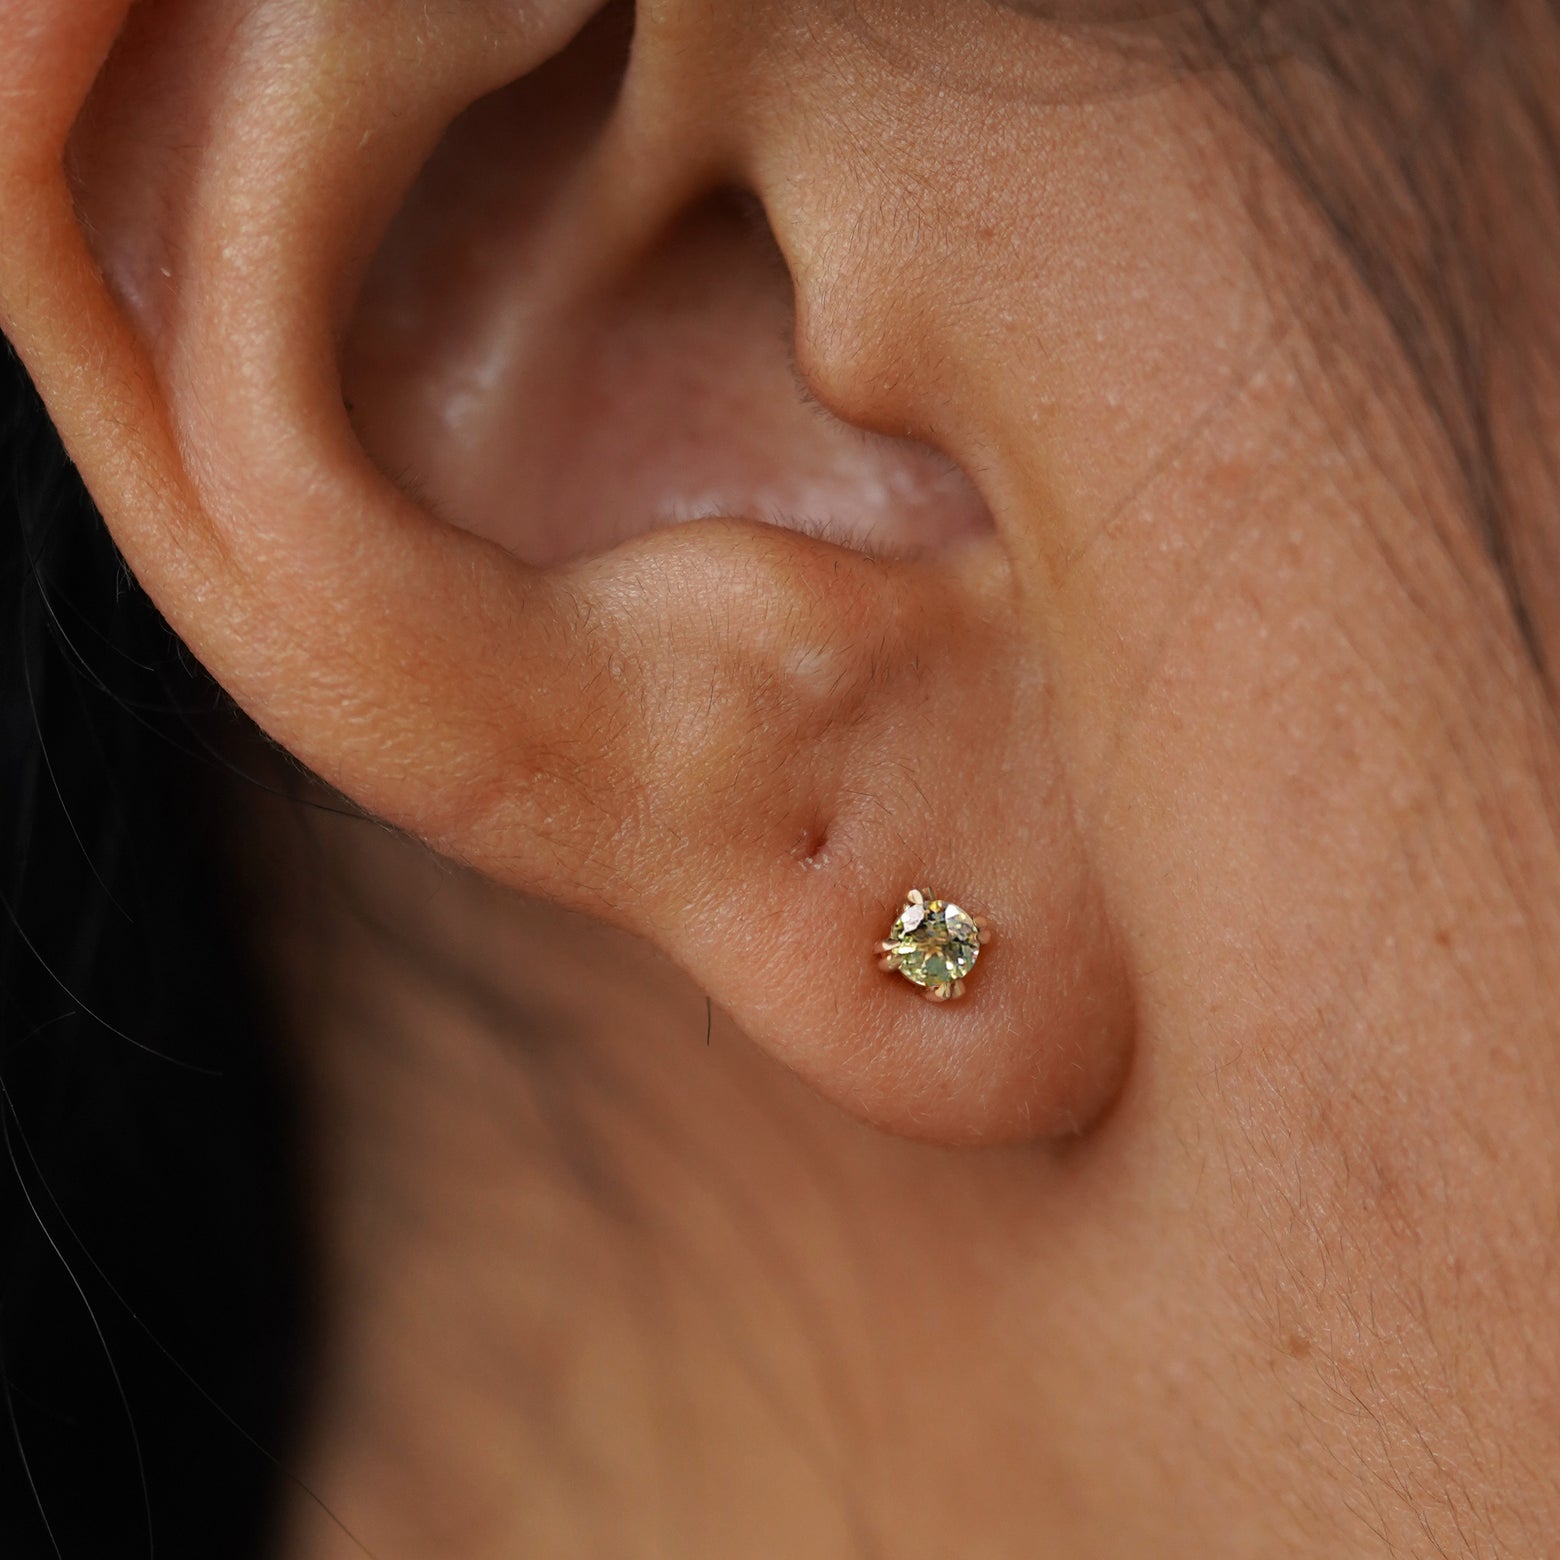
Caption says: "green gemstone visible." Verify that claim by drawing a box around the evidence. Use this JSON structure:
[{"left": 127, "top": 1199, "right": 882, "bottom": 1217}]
[{"left": 889, "top": 897, "right": 981, "bottom": 988}]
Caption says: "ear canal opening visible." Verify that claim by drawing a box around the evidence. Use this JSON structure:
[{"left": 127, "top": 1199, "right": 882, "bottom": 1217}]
[{"left": 341, "top": 3, "right": 994, "bottom": 569}]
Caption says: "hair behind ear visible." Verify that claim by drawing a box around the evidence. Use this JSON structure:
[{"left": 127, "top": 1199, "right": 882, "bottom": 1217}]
[{"left": 0, "top": 340, "right": 311, "bottom": 1558}]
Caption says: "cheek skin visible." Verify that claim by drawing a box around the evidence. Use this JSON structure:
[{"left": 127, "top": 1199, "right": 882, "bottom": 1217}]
[{"left": 694, "top": 2, "right": 1560, "bottom": 1543}]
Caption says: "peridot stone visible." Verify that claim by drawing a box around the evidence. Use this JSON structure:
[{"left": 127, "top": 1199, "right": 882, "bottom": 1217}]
[{"left": 888, "top": 897, "right": 981, "bottom": 988}]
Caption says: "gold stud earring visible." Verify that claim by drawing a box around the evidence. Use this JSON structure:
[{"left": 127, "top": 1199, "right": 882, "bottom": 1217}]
[{"left": 876, "top": 888, "right": 991, "bottom": 1002}]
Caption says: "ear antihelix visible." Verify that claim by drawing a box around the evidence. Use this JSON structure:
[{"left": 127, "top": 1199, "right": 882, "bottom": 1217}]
[{"left": 0, "top": 0, "right": 1135, "bottom": 1145}]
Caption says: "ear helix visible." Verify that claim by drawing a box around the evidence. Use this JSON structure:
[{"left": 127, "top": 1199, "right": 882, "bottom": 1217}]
[{"left": 0, "top": 0, "right": 1135, "bottom": 1145}]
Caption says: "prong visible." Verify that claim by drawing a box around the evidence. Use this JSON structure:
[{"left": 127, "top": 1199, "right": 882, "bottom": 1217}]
[
  {"left": 926, "top": 983, "right": 952, "bottom": 1003},
  {"left": 907, "top": 888, "right": 924, "bottom": 906},
  {"left": 951, "top": 980, "right": 966, "bottom": 999},
  {"left": 878, "top": 955, "right": 899, "bottom": 972},
  {"left": 977, "top": 928, "right": 992, "bottom": 946},
  {"left": 877, "top": 940, "right": 895, "bottom": 954}
]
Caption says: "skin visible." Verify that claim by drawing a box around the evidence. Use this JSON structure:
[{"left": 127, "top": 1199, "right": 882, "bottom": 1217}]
[{"left": 3, "top": 0, "right": 1560, "bottom": 1554}]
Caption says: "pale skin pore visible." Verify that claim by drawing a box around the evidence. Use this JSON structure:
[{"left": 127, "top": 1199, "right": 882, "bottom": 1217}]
[{"left": 3, "top": 0, "right": 1560, "bottom": 1555}]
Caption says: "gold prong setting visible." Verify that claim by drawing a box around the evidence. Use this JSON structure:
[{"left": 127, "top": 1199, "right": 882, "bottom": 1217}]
[{"left": 876, "top": 889, "right": 989, "bottom": 1002}]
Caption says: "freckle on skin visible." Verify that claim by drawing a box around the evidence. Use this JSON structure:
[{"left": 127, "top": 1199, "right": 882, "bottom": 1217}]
[{"left": 1283, "top": 1331, "right": 1312, "bottom": 1360}]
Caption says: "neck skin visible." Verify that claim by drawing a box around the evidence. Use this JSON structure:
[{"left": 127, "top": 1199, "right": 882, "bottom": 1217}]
[{"left": 260, "top": 806, "right": 1085, "bottom": 1560}]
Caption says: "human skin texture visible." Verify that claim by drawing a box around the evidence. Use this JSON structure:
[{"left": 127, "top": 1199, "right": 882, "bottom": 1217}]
[{"left": 4, "top": 0, "right": 1560, "bottom": 1554}]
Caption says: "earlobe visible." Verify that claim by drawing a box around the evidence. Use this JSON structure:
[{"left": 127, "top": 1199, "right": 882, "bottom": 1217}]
[{"left": 0, "top": 0, "right": 1135, "bottom": 1145}]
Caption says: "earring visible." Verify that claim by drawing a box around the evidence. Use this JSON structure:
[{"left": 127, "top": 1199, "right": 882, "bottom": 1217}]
[{"left": 876, "top": 889, "right": 991, "bottom": 1002}]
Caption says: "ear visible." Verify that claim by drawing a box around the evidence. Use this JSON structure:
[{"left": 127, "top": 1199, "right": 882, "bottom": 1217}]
[{"left": 0, "top": 0, "right": 1132, "bottom": 1145}]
